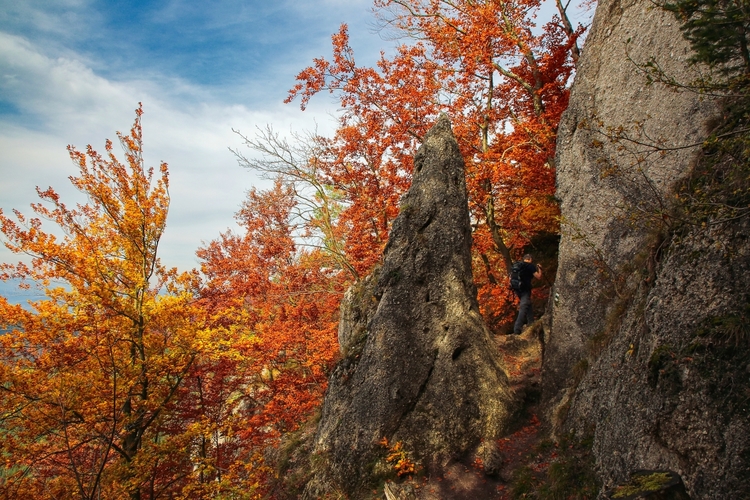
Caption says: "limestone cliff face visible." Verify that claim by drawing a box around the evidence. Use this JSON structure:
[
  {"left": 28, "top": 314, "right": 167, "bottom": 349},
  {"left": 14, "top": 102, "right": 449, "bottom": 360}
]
[
  {"left": 546, "top": 0, "right": 720, "bottom": 407},
  {"left": 548, "top": 0, "right": 750, "bottom": 497},
  {"left": 305, "top": 115, "right": 513, "bottom": 497}
]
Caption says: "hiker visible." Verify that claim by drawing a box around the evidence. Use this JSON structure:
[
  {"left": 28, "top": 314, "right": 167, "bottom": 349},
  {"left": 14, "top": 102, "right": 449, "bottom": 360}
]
[{"left": 512, "top": 254, "right": 542, "bottom": 335}]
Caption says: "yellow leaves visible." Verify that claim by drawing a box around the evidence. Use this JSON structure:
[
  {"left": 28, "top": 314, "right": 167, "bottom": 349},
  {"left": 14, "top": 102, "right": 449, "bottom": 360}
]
[
  {"left": 0, "top": 105, "right": 222, "bottom": 498},
  {"left": 380, "top": 437, "right": 420, "bottom": 477}
]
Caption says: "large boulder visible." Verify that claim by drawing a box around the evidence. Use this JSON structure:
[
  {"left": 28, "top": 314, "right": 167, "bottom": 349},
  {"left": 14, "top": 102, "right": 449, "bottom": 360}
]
[{"left": 305, "top": 114, "right": 513, "bottom": 496}]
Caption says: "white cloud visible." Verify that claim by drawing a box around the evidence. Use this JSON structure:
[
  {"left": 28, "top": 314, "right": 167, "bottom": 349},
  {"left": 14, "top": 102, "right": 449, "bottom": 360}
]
[
  {"left": 0, "top": 30, "right": 343, "bottom": 272},
  {"left": 0, "top": 32, "right": 137, "bottom": 134},
  {"left": 0, "top": 0, "right": 398, "bottom": 275},
  {"left": 0, "top": 0, "right": 96, "bottom": 41}
]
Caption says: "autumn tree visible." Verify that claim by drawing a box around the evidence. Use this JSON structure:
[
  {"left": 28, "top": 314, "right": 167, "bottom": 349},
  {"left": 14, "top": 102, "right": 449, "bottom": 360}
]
[
  {"left": 274, "top": 0, "right": 586, "bottom": 328},
  {"left": 231, "top": 127, "right": 361, "bottom": 280},
  {"left": 234, "top": 34, "right": 443, "bottom": 281},
  {"left": 0, "top": 105, "right": 220, "bottom": 499},
  {"left": 196, "top": 182, "right": 342, "bottom": 493}
]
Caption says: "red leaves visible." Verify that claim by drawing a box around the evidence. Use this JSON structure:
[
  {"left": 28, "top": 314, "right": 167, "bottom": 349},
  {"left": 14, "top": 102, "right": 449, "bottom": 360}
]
[
  {"left": 283, "top": 0, "right": 586, "bottom": 331},
  {"left": 197, "top": 182, "right": 343, "bottom": 491}
]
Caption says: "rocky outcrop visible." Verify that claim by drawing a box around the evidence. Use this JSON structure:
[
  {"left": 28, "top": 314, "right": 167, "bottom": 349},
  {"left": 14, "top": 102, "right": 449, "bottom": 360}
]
[
  {"left": 546, "top": 0, "right": 721, "bottom": 410},
  {"left": 547, "top": 0, "right": 750, "bottom": 497},
  {"left": 304, "top": 115, "right": 513, "bottom": 497},
  {"left": 559, "top": 201, "right": 750, "bottom": 498}
]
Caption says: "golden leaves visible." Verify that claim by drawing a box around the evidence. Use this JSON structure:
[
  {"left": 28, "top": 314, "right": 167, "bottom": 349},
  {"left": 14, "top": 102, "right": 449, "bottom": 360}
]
[{"left": 0, "top": 105, "right": 220, "bottom": 499}]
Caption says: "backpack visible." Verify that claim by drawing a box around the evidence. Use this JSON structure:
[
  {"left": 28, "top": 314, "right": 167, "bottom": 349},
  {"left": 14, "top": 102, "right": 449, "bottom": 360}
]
[{"left": 510, "top": 261, "right": 523, "bottom": 292}]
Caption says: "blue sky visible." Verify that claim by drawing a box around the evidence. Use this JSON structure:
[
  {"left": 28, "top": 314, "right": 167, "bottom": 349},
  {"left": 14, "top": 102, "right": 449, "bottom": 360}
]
[{"left": 0, "top": 0, "right": 383, "bottom": 284}]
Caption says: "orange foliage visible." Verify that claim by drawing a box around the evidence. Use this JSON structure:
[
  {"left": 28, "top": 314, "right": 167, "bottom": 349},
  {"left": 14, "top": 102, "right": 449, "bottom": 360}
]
[
  {"left": 196, "top": 181, "right": 343, "bottom": 482},
  {"left": 284, "top": 31, "right": 439, "bottom": 277},
  {"left": 285, "top": 0, "right": 585, "bottom": 331},
  {"left": 0, "top": 106, "right": 253, "bottom": 499},
  {"left": 379, "top": 437, "right": 419, "bottom": 477}
]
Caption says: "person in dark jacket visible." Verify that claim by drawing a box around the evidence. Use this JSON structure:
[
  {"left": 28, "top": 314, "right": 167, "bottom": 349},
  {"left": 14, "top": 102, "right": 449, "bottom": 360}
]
[{"left": 513, "top": 253, "right": 542, "bottom": 335}]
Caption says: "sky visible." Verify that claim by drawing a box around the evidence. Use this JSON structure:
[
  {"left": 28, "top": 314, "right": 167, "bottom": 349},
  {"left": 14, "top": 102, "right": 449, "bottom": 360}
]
[{"left": 0, "top": 0, "right": 384, "bottom": 283}]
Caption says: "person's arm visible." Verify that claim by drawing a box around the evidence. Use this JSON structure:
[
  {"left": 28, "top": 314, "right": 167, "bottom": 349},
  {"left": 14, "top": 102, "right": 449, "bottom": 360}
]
[{"left": 533, "top": 264, "right": 542, "bottom": 280}]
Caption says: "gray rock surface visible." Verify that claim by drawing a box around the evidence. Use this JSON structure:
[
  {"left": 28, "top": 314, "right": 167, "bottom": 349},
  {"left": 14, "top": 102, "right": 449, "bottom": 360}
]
[
  {"left": 547, "top": 0, "right": 750, "bottom": 497},
  {"left": 563, "top": 215, "right": 750, "bottom": 498},
  {"left": 304, "top": 115, "right": 513, "bottom": 496},
  {"left": 546, "top": 0, "right": 721, "bottom": 412}
]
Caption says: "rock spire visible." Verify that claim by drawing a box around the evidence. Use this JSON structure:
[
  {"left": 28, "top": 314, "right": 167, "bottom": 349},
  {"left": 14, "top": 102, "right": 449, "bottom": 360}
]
[{"left": 304, "top": 114, "right": 513, "bottom": 496}]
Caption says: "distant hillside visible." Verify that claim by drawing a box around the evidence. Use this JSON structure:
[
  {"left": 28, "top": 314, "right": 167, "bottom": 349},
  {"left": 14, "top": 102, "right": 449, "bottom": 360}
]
[{"left": 0, "top": 279, "right": 46, "bottom": 308}]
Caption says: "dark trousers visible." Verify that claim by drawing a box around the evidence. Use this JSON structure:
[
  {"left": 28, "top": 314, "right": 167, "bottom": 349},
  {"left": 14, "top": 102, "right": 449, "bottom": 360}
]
[{"left": 514, "top": 290, "right": 532, "bottom": 334}]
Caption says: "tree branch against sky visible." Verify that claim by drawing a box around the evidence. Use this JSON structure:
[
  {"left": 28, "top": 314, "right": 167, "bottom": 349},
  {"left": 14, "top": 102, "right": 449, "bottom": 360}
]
[{"left": 0, "top": 0, "right": 382, "bottom": 276}]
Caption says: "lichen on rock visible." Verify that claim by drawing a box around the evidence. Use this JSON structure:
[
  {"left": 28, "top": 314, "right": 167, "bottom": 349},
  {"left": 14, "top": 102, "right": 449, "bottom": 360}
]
[{"left": 606, "top": 470, "right": 691, "bottom": 499}]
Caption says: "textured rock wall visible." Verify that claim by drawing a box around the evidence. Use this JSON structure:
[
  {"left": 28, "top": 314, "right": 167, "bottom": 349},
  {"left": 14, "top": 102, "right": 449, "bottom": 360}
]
[
  {"left": 545, "top": 0, "right": 720, "bottom": 413},
  {"left": 305, "top": 115, "right": 513, "bottom": 497},
  {"left": 566, "top": 214, "right": 750, "bottom": 498},
  {"left": 548, "top": 0, "right": 750, "bottom": 497}
]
